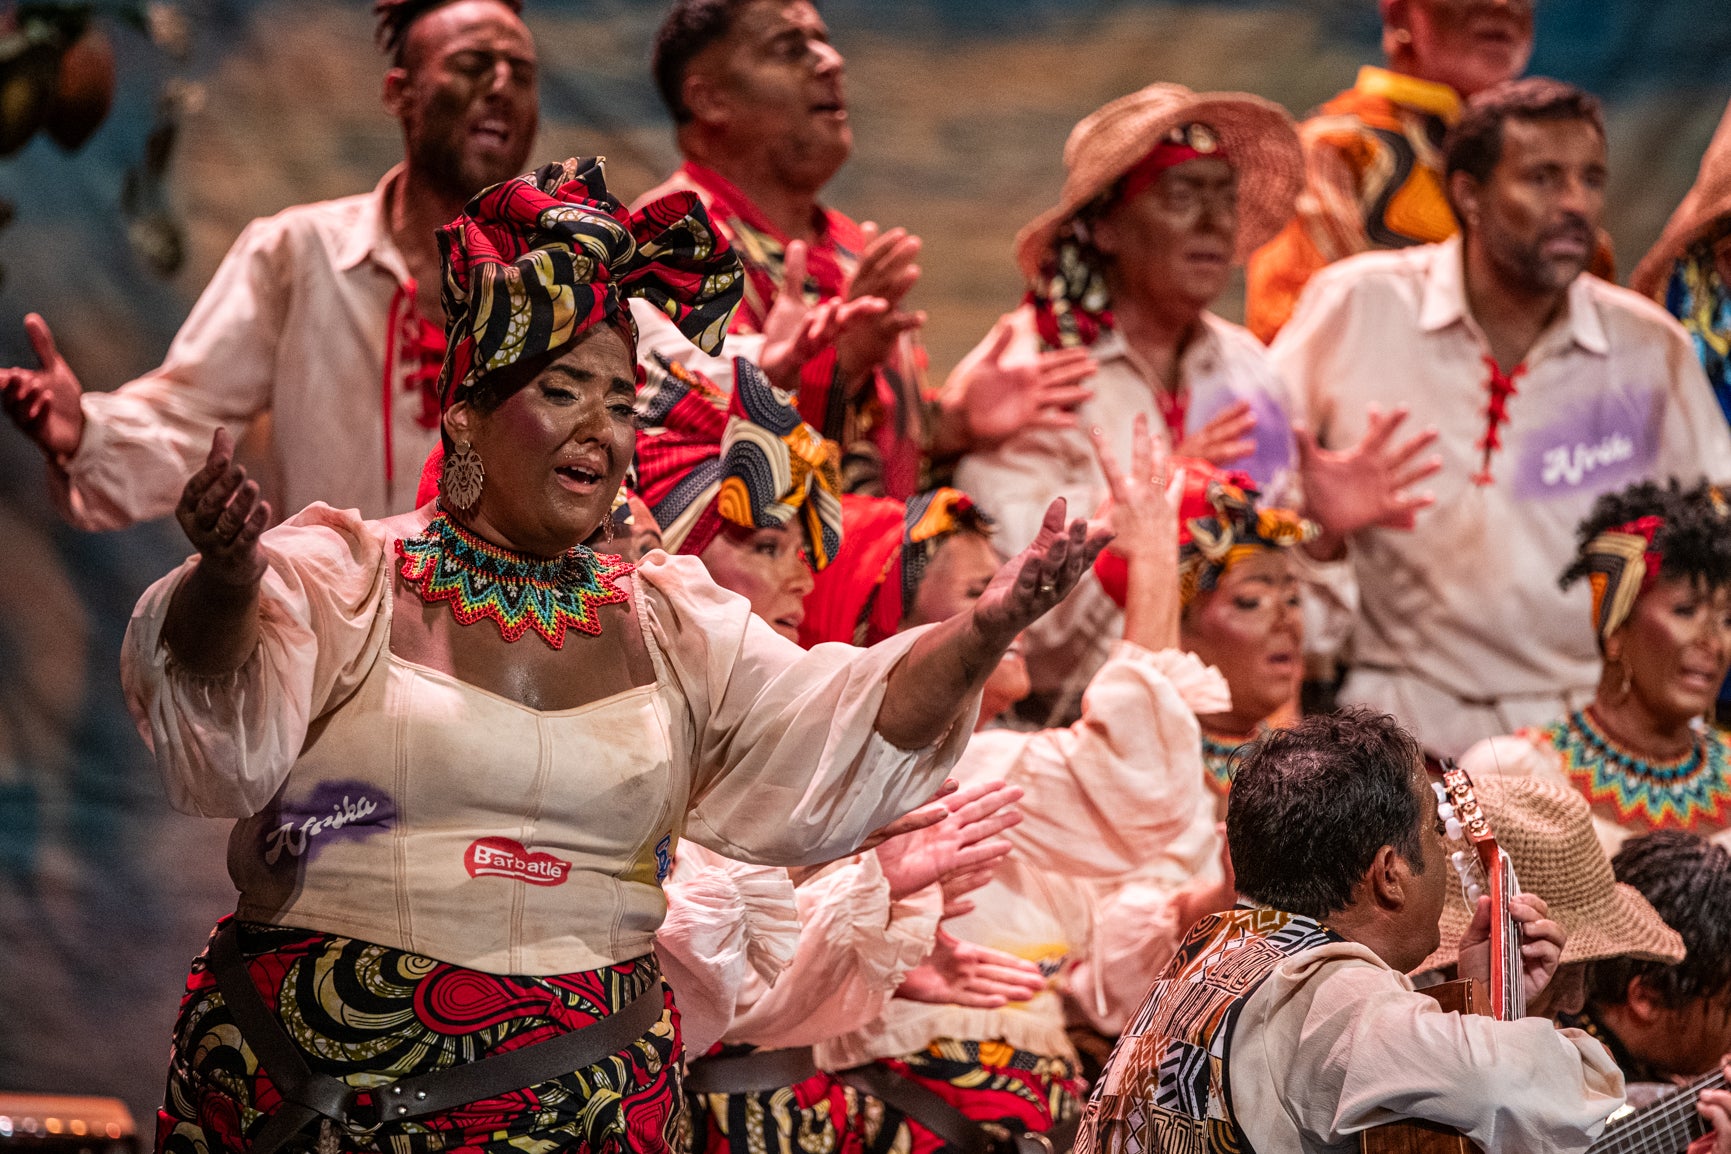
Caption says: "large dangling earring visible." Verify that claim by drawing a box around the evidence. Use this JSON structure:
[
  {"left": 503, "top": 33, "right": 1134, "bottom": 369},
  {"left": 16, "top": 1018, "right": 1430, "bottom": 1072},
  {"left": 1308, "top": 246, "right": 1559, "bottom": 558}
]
[{"left": 441, "top": 439, "right": 485, "bottom": 512}]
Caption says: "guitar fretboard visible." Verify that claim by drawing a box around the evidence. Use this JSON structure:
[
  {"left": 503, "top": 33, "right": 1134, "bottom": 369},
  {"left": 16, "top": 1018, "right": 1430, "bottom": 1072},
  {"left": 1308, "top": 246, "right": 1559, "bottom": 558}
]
[{"left": 1587, "top": 1067, "right": 1726, "bottom": 1154}]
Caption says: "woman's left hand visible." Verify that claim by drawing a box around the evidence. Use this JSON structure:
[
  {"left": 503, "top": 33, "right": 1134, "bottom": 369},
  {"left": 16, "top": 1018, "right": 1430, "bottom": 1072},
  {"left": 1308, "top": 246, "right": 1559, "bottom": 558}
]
[{"left": 971, "top": 497, "right": 1113, "bottom": 645}]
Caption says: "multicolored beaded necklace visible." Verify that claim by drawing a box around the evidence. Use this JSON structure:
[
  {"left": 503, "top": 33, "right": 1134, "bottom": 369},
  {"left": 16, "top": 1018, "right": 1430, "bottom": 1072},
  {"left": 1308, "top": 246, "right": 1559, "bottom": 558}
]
[
  {"left": 396, "top": 511, "right": 634, "bottom": 648},
  {"left": 1538, "top": 708, "right": 1731, "bottom": 833}
]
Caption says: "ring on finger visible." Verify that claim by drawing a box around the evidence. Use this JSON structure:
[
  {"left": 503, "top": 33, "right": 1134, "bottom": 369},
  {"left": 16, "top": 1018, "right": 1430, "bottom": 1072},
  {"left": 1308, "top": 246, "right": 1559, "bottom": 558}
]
[{"left": 1037, "top": 581, "right": 1056, "bottom": 596}]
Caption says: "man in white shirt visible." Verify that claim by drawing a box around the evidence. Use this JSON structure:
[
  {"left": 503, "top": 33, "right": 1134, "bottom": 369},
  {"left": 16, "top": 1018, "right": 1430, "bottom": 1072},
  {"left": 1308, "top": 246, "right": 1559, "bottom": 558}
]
[
  {"left": 1272, "top": 78, "right": 1731, "bottom": 759},
  {"left": 1075, "top": 708, "right": 1625, "bottom": 1154},
  {"left": 0, "top": 0, "right": 540, "bottom": 527}
]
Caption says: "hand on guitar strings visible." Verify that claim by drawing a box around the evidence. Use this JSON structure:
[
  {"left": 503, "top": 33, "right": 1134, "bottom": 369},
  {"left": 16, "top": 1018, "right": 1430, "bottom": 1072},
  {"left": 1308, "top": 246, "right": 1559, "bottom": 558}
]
[
  {"left": 1699, "top": 1066, "right": 1731, "bottom": 1154},
  {"left": 1456, "top": 891, "right": 1564, "bottom": 1006}
]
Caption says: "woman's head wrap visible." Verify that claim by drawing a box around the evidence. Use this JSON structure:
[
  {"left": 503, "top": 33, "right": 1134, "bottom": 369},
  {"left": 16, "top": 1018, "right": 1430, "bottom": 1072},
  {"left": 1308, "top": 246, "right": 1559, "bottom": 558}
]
[
  {"left": 1093, "top": 458, "right": 1317, "bottom": 609},
  {"left": 1563, "top": 480, "right": 1731, "bottom": 648},
  {"left": 436, "top": 156, "right": 742, "bottom": 413},
  {"left": 634, "top": 353, "right": 844, "bottom": 569},
  {"left": 1173, "top": 461, "right": 1317, "bottom": 605},
  {"left": 799, "top": 488, "right": 994, "bottom": 648}
]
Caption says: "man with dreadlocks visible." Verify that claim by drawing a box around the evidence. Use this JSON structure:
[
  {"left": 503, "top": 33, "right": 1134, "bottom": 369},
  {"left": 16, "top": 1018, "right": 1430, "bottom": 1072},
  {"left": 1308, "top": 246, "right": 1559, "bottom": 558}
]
[{"left": 0, "top": 0, "right": 539, "bottom": 528}]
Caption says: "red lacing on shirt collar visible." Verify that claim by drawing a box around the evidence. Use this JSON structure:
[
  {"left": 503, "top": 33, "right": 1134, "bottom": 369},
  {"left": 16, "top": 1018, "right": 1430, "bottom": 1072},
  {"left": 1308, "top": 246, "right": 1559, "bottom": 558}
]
[
  {"left": 1472, "top": 356, "right": 1526, "bottom": 486},
  {"left": 381, "top": 278, "right": 448, "bottom": 488}
]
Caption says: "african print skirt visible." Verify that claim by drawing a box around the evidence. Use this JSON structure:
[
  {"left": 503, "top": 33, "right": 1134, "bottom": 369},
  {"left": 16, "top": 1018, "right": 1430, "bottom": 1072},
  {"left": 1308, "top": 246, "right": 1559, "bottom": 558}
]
[
  {"left": 689, "top": 1038, "right": 1084, "bottom": 1154},
  {"left": 156, "top": 919, "right": 682, "bottom": 1154}
]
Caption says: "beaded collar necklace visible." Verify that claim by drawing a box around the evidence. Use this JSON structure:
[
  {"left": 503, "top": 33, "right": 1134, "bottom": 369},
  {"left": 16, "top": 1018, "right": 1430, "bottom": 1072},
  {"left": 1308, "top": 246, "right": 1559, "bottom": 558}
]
[
  {"left": 1540, "top": 708, "right": 1731, "bottom": 834},
  {"left": 396, "top": 510, "right": 634, "bottom": 648}
]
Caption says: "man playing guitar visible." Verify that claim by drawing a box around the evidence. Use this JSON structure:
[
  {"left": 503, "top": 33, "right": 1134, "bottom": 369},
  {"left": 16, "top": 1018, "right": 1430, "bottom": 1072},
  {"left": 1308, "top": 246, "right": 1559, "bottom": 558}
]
[{"left": 1072, "top": 708, "right": 1625, "bottom": 1154}]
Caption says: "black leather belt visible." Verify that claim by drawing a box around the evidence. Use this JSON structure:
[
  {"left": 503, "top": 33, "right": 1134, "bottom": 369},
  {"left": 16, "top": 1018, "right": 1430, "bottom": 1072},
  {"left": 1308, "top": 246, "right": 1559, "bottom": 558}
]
[
  {"left": 838, "top": 1061, "right": 1082, "bottom": 1154},
  {"left": 206, "top": 921, "right": 665, "bottom": 1154},
  {"left": 685, "top": 1046, "right": 822, "bottom": 1094}
]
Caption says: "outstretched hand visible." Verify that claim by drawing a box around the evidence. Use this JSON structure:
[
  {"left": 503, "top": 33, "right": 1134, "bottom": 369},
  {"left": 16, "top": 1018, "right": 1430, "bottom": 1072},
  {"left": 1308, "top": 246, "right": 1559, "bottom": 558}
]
[
  {"left": 178, "top": 428, "right": 271, "bottom": 588},
  {"left": 760, "top": 239, "right": 890, "bottom": 395},
  {"left": 971, "top": 498, "right": 1113, "bottom": 646},
  {"left": 1089, "top": 414, "right": 1174, "bottom": 564},
  {"left": 875, "top": 778, "right": 1023, "bottom": 901},
  {"left": 1295, "top": 405, "right": 1440, "bottom": 546},
  {"left": 1456, "top": 892, "right": 1565, "bottom": 1005},
  {"left": 895, "top": 930, "right": 1046, "bottom": 1009},
  {"left": 0, "top": 313, "right": 87, "bottom": 459},
  {"left": 944, "top": 317, "right": 1096, "bottom": 450}
]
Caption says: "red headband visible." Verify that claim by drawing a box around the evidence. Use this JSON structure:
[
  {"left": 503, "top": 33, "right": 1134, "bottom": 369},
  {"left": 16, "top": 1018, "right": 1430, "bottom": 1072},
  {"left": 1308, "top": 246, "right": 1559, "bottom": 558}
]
[{"left": 1114, "top": 123, "right": 1230, "bottom": 207}]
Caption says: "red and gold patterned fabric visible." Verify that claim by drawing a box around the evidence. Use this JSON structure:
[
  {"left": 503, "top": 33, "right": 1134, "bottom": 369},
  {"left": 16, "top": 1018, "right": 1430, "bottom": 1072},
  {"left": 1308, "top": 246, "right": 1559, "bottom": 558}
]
[
  {"left": 635, "top": 354, "right": 844, "bottom": 568},
  {"left": 438, "top": 156, "right": 742, "bottom": 411},
  {"left": 799, "top": 488, "right": 991, "bottom": 648},
  {"left": 688, "top": 1039, "right": 1083, "bottom": 1154},
  {"left": 157, "top": 919, "right": 682, "bottom": 1154}
]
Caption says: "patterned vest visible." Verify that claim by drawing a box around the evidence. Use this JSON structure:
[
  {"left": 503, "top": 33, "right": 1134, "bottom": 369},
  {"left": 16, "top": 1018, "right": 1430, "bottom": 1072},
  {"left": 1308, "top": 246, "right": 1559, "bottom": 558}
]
[{"left": 1073, "top": 906, "right": 1343, "bottom": 1154}]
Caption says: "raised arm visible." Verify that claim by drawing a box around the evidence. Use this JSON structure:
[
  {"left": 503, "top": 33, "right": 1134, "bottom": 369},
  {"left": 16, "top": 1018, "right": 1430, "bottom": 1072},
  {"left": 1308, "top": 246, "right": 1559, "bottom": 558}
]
[
  {"left": 873, "top": 497, "right": 1111, "bottom": 750},
  {"left": 161, "top": 428, "right": 272, "bottom": 676},
  {"left": 1090, "top": 414, "right": 1179, "bottom": 651}
]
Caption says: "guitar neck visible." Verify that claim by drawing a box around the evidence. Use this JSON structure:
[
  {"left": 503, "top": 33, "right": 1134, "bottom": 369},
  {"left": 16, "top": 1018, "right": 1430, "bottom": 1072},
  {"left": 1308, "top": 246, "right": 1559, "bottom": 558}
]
[
  {"left": 1587, "top": 1067, "right": 1726, "bottom": 1154},
  {"left": 1485, "top": 845, "right": 1524, "bottom": 1022}
]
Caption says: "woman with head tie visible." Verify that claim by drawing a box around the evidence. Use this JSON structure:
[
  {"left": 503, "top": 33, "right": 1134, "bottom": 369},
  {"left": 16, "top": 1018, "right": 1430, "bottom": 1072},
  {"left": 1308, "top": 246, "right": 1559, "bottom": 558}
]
[
  {"left": 1461, "top": 478, "right": 1731, "bottom": 856},
  {"left": 124, "top": 158, "right": 1106, "bottom": 1154}
]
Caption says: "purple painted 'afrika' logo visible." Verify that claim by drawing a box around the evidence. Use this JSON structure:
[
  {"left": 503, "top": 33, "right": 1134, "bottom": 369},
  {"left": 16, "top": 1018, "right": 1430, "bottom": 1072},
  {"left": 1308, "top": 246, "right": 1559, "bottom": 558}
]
[
  {"left": 1511, "top": 386, "right": 1660, "bottom": 501},
  {"left": 263, "top": 780, "right": 396, "bottom": 866}
]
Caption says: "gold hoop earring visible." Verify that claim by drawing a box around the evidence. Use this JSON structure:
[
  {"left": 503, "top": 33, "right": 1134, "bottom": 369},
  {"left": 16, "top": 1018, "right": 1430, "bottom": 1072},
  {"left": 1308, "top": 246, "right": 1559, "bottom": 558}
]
[{"left": 441, "top": 439, "right": 485, "bottom": 512}]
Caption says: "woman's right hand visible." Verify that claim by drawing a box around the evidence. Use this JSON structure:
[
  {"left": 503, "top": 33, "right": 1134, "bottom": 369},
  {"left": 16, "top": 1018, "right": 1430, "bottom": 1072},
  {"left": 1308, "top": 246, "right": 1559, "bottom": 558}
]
[{"left": 178, "top": 428, "right": 271, "bottom": 587}]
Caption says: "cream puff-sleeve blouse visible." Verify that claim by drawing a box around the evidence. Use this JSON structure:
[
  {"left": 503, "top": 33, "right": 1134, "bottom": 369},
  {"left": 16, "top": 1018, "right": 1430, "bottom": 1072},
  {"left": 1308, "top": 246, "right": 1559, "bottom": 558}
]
[{"left": 122, "top": 503, "right": 975, "bottom": 975}]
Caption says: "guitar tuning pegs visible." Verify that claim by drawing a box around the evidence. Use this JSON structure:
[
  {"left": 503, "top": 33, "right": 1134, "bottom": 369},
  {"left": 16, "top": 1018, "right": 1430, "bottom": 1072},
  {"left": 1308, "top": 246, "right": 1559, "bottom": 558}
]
[
  {"left": 1438, "top": 802, "right": 1456, "bottom": 821},
  {"left": 1431, "top": 782, "right": 1447, "bottom": 803},
  {"left": 1466, "top": 884, "right": 1484, "bottom": 904},
  {"left": 1445, "top": 817, "right": 1463, "bottom": 841}
]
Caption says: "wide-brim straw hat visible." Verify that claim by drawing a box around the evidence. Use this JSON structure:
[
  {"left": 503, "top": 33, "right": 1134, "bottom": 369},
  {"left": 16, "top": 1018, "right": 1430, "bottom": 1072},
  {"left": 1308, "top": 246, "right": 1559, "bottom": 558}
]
[
  {"left": 1013, "top": 83, "right": 1305, "bottom": 284},
  {"left": 1420, "top": 775, "right": 1685, "bottom": 973},
  {"left": 1630, "top": 98, "right": 1731, "bottom": 300}
]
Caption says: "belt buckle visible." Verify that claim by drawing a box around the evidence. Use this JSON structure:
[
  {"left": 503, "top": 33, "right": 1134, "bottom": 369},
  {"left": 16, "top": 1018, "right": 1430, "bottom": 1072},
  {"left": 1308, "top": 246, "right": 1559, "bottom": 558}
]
[{"left": 338, "top": 1091, "right": 384, "bottom": 1147}]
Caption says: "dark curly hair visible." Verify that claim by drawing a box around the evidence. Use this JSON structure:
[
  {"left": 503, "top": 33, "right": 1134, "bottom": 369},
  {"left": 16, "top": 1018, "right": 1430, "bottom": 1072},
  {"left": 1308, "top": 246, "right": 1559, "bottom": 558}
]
[
  {"left": 1444, "top": 78, "right": 1604, "bottom": 226},
  {"left": 1559, "top": 478, "right": 1731, "bottom": 594},
  {"left": 1587, "top": 832, "right": 1731, "bottom": 1009},
  {"left": 375, "top": 0, "right": 524, "bottom": 67},
  {"left": 1228, "top": 707, "right": 1428, "bottom": 920},
  {"left": 651, "top": 0, "right": 761, "bottom": 125}
]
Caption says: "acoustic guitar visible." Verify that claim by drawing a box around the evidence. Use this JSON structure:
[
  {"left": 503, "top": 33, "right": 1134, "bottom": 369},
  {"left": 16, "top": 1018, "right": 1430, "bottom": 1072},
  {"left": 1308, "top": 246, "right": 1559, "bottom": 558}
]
[{"left": 1361, "top": 763, "right": 1523, "bottom": 1154}]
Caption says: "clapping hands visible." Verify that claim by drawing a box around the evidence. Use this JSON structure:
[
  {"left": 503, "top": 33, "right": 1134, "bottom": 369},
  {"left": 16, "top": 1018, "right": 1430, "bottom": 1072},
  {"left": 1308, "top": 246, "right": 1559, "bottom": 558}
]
[{"left": 760, "top": 239, "right": 890, "bottom": 395}]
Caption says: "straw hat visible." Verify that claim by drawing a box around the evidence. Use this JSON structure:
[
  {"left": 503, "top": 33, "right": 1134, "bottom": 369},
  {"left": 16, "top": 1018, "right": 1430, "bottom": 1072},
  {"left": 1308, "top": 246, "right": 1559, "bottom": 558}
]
[
  {"left": 1013, "top": 83, "right": 1305, "bottom": 284},
  {"left": 1420, "top": 775, "right": 1685, "bottom": 973},
  {"left": 1630, "top": 98, "right": 1731, "bottom": 300}
]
